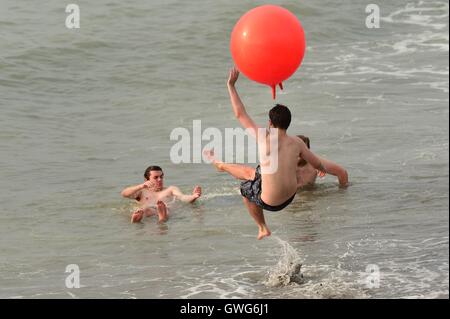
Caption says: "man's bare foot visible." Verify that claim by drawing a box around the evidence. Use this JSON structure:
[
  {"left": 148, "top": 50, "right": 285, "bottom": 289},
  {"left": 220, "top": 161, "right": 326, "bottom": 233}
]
[
  {"left": 257, "top": 226, "right": 272, "bottom": 240},
  {"left": 131, "top": 209, "right": 144, "bottom": 223},
  {"left": 203, "top": 149, "right": 224, "bottom": 172},
  {"left": 156, "top": 201, "right": 168, "bottom": 223}
]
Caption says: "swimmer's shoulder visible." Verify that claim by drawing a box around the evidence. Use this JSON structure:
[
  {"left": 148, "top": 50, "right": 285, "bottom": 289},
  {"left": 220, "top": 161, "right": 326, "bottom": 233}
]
[{"left": 288, "top": 135, "right": 303, "bottom": 151}]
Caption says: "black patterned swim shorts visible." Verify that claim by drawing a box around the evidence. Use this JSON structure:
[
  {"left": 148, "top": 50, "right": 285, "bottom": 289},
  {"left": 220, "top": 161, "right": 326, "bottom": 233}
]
[{"left": 240, "top": 165, "right": 296, "bottom": 212}]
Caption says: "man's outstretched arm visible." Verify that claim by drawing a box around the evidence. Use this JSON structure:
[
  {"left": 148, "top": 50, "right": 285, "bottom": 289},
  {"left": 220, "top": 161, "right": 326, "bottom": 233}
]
[
  {"left": 227, "top": 67, "right": 261, "bottom": 138},
  {"left": 121, "top": 181, "right": 150, "bottom": 199},
  {"left": 318, "top": 156, "right": 349, "bottom": 188},
  {"left": 170, "top": 186, "right": 202, "bottom": 203},
  {"left": 297, "top": 138, "right": 328, "bottom": 175},
  {"left": 297, "top": 137, "right": 349, "bottom": 188}
]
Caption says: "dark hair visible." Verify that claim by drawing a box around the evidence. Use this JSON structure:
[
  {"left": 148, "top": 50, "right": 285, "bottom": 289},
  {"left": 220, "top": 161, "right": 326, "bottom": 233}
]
[
  {"left": 269, "top": 104, "right": 291, "bottom": 130},
  {"left": 144, "top": 165, "right": 163, "bottom": 180},
  {"left": 297, "top": 135, "right": 310, "bottom": 149},
  {"left": 297, "top": 135, "right": 311, "bottom": 167}
]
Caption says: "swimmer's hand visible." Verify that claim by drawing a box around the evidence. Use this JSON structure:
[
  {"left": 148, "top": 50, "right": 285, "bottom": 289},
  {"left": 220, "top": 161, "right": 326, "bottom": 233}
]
[
  {"left": 192, "top": 186, "right": 202, "bottom": 200},
  {"left": 227, "top": 67, "right": 240, "bottom": 87},
  {"left": 339, "top": 181, "right": 350, "bottom": 189},
  {"left": 141, "top": 181, "right": 152, "bottom": 189},
  {"left": 317, "top": 170, "right": 326, "bottom": 178}
]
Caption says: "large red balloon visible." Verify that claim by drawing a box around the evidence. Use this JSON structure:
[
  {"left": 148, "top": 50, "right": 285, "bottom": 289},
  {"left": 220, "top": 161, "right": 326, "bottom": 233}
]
[{"left": 230, "top": 5, "right": 306, "bottom": 99}]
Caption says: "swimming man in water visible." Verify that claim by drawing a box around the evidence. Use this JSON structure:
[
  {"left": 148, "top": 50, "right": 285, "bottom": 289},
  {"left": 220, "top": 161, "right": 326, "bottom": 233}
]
[
  {"left": 295, "top": 135, "right": 348, "bottom": 189},
  {"left": 121, "top": 166, "right": 202, "bottom": 223}
]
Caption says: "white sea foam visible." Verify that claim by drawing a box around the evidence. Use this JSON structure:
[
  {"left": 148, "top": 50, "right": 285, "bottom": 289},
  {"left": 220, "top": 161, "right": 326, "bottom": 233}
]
[
  {"left": 336, "top": 237, "right": 449, "bottom": 298},
  {"left": 382, "top": 1, "right": 449, "bottom": 30},
  {"left": 178, "top": 266, "right": 257, "bottom": 299}
]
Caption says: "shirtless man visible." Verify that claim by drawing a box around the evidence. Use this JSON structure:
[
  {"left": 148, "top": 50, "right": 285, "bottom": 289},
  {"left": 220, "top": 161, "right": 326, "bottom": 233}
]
[
  {"left": 204, "top": 67, "right": 332, "bottom": 240},
  {"left": 205, "top": 135, "right": 347, "bottom": 193},
  {"left": 296, "top": 135, "right": 348, "bottom": 189},
  {"left": 121, "top": 166, "right": 202, "bottom": 223}
]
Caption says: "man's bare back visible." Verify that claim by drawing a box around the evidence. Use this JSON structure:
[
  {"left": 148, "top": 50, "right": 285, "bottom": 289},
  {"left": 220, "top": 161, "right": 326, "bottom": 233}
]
[
  {"left": 260, "top": 133, "right": 302, "bottom": 206},
  {"left": 223, "top": 67, "right": 331, "bottom": 239}
]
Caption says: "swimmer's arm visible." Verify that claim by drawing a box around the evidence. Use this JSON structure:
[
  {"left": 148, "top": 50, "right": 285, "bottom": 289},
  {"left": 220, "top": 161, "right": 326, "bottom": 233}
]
[
  {"left": 298, "top": 140, "right": 328, "bottom": 175},
  {"left": 318, "top": 156, "right": 349, "bottom": 188},
  {"left": 121, "top": 182, "right": 147, "bottom": 200},
  {"left": 227, "top": 68, "right": 260, "bottom": 138},
  {"left": 170, "top": 186, "right": 202, "bottom": 203}
]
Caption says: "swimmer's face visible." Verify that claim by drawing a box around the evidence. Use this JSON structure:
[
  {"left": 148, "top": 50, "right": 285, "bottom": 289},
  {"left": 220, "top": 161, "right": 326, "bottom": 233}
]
[{"left": 148, "top": 171, "right": 164, "bottom": 190}]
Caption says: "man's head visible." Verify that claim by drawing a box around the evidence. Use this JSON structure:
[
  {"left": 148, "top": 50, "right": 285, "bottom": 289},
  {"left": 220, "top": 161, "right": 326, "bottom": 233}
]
[
  {"left": 297, "top": 135, "right": 311, "bottom": 167},
  {"left": 269, "top": 104, "right": 291, "bottom": 130},
  {"left": 144, "top": 165, "right": 164, "bottom": 190}
]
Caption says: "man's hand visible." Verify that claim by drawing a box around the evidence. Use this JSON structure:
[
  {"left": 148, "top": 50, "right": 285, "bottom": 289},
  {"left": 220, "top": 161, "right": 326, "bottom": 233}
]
[
  {"left": 170, "top": 185, "right": 201, "bottom": 203},
  {"left": 227, "top": 67, "right": 260, "bottom": 138},
  {"left": 192, "top": 185, "right": 202, "bottom": 199},
  {"left": 141, "top": 181, "right": 152, "bottom": 189},
  {"left": 227, "top": 67, "right": 240, "bottom": 87},
  {"left": 122, "top": 182, "right": 150, "bottom": 199},
  {"left": 317, "top": 156, "right": 349, "bottom": 188},
  {"left": 317, "top": 170, "right": 326, "bottom": 178}
]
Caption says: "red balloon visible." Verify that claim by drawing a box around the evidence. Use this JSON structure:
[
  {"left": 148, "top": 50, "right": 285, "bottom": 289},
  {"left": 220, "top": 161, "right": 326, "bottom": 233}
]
[{"left": 230, "top": 5, "right": 306, "bottom": 99}]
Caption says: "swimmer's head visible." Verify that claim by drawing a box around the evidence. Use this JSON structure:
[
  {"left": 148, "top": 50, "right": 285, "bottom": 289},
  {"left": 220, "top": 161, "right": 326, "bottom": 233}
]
[
  {"left": 268, "top": 104, "right": 291, "bottom": 130},
  {"left": 297, "top": 135, "right": 311, "bottom": 167},
  {"left": 144, "top": 165, "right": 164, "bottom": 191},
  {"left": 297, "top": 135, "right": 310, "bottom": 149}
]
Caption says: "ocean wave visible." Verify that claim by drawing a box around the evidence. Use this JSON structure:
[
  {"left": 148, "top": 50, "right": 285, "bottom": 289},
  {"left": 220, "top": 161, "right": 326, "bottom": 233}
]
[
  {"left": 382, "top": 1, "right": 449, "bottom": 30},
  {"left": 336, "top": 237, "right": 449, "bottom": 298}
]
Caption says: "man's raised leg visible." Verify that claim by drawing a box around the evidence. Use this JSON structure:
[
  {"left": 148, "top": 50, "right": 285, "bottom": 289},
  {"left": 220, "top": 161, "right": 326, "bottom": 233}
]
[
  {"left": 242, "top": 197, "right": 271, "bottom": 240},
  {"left": 204, "top": 149, "right": 255, "bottom": 180},
  {"left": 219, "top": 163, "right": 255, "bottom": 181}
]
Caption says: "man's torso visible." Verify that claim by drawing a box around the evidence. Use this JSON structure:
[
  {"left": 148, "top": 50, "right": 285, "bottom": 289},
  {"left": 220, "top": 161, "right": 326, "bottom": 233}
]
[
  {"left": 260, "top": 134, "right": 300, "bottom": 206},
  {"left": 137, "top": 187, "right": 174, "bottom": 208}
]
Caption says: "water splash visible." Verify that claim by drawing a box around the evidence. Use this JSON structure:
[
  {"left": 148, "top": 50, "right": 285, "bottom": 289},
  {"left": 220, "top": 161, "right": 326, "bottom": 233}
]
[{"left": 264, "top": 236, "right": 305, "bottom": 287}]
